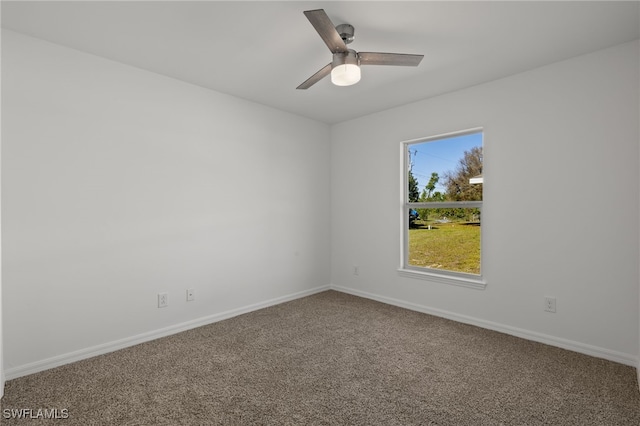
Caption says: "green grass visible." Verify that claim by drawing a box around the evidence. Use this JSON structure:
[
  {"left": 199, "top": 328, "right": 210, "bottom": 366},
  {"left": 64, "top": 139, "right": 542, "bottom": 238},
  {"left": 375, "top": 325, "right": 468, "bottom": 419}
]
[{"left": 408, "top": 220, "right": 481, "bottom": 274}]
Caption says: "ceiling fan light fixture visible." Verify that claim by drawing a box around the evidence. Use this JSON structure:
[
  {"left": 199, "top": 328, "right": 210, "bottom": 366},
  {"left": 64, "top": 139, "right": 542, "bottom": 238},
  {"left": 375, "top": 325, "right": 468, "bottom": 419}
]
[
  {"left": 331, "top": 50, "right": 360, "bottom": 86},
  {"left": 331, "top": 63, "right": 361, "bottom": 86}
]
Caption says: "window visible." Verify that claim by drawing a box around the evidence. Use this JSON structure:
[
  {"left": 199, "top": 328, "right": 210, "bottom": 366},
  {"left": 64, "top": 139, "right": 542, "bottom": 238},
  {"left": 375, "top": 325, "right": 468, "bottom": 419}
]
[{"left": 399, "top": 129, "right": 485, "bottom": 289}]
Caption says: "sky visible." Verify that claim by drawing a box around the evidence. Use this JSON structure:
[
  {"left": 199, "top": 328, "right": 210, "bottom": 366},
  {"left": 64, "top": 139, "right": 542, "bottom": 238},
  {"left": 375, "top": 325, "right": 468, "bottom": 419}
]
[{"left": 409, "top": 131, "right": 482, "bottom": 194}]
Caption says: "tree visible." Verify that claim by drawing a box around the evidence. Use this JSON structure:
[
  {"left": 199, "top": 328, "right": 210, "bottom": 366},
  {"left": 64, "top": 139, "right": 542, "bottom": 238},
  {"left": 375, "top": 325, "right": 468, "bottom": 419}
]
[
  {"left": 439, "top": 146, "right": 482, "bottom": 222},
  {"left": 417, "top": 172, "right": 440, "bottom": 221},
  {"left": 425, "top": 172, "right": 439, "bottom": 199},
  {"left": 443, "top": 146, "right": 483, "bottom": 202},
  {"left": 408, "top": 169, "right": 420, "bottom": 202}
]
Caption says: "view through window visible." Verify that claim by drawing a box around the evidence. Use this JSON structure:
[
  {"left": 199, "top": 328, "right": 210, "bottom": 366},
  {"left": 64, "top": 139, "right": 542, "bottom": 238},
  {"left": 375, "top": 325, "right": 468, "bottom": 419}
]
[{"left": 403, "top": 130, "right": 483, "bottom": 278}]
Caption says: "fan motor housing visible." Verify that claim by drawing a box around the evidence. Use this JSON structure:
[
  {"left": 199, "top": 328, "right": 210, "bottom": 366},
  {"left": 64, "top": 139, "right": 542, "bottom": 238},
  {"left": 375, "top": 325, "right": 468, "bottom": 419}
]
[{"left": 332, "top": 49, "right": 359, "bottom": 68}]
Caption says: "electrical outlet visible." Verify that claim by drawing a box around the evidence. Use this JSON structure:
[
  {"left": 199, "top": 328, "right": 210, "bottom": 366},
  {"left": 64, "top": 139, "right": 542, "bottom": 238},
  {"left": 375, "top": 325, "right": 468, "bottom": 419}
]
[
  {"left": 186, "top": 288, "right": 195, "bottom": 302},
  {"left": 353, "top": 265, "right": 359, "bottom": 276},
  {"left": 158, "top": 292, "right": 168, "bottom": 308},
  {"left": 544, "top": 297, "right": 556, "bottom": 313}
]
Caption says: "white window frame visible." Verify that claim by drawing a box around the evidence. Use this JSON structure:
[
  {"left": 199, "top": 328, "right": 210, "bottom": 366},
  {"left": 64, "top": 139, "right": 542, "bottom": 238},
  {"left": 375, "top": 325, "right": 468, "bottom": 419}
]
[{"left": 398, "top": 128, "right": 486, "bottom": 290}]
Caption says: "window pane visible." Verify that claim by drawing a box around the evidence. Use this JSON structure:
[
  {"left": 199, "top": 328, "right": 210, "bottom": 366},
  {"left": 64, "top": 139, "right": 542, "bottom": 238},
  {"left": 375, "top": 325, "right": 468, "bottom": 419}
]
[
  {"left": 408, "top": 133, "right": 482, "bottom": 202},
  {"left": 407, "top": 208, "right": 481, "bottom": 275}
]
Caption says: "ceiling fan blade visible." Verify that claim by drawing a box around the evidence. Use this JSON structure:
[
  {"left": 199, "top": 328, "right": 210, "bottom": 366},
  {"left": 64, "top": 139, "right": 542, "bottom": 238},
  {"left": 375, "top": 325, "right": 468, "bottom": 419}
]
[
  {"left": 304, "top": 9, "right": 348, "bottom": 53},
  {"left": 359, "top": 52, "right": 424, "bottom": 66},
  {"left": 296, "top": 63, "right": 332, "bottom": 90}
]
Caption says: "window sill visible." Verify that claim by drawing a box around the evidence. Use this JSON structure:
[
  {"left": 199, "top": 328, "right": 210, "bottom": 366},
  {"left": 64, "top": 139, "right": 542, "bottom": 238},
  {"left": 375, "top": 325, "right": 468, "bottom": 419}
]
[{"left": 397, "top": 268, "right": 487, "bottom": 290}]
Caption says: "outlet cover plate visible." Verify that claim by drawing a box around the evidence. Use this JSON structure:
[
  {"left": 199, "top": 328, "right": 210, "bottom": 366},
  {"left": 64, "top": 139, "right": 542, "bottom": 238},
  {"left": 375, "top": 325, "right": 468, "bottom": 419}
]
[
  {"left": 544, "top": 296, "right": 556, "bottom": 313},
  {"left": 158, "top": 292, "right": 168, "bottom": 308}
]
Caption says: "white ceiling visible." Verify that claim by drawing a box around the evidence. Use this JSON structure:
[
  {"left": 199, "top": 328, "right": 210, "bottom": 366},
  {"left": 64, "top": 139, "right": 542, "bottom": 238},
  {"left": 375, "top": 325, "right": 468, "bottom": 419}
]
[{"left": 2, "top": 1, "right": 639, "bottom": 124}]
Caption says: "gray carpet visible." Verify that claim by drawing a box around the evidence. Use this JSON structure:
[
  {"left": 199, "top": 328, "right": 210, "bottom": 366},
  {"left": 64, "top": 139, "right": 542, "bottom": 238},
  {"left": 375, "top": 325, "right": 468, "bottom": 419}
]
[{"left": 2, "top": 290, "right": 639, "bottom": 425}]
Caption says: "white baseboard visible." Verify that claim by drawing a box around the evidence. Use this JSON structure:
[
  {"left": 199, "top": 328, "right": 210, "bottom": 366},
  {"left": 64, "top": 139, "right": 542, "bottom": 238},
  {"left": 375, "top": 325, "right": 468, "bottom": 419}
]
[
  {"left": 6, "top": 284, "right": 637, "bottom": 380},
  {"left": 5, "top": 285, "right": 331, "bottom": 380},
  {"left": 330, "top": 284, "right": 639, "bottom": 368}
]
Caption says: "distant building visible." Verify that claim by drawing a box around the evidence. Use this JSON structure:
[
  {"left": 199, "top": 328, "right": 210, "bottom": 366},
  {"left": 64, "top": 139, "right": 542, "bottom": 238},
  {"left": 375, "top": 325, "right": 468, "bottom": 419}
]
[{"left": 469, "top": 174, "right": 483, "bottom": 184}]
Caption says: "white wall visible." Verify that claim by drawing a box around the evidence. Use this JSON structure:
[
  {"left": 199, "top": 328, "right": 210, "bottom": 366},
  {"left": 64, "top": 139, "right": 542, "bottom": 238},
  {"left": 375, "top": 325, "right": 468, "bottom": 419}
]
[
  {"left": 331, "top": 40, "right": 640, "bottom": 365},
  {"left": 0, "top": 12, "right": 4, "bottom": 398},
  {"left": 1, "top": 30, "right": 331, "bottom": 377}
]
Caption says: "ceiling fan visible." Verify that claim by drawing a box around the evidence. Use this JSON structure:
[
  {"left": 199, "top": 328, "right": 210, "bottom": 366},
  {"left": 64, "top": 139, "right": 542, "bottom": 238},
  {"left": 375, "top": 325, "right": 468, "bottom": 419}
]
[{"left": 297, "top": 9, "right": 424, "bottom": 90}]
